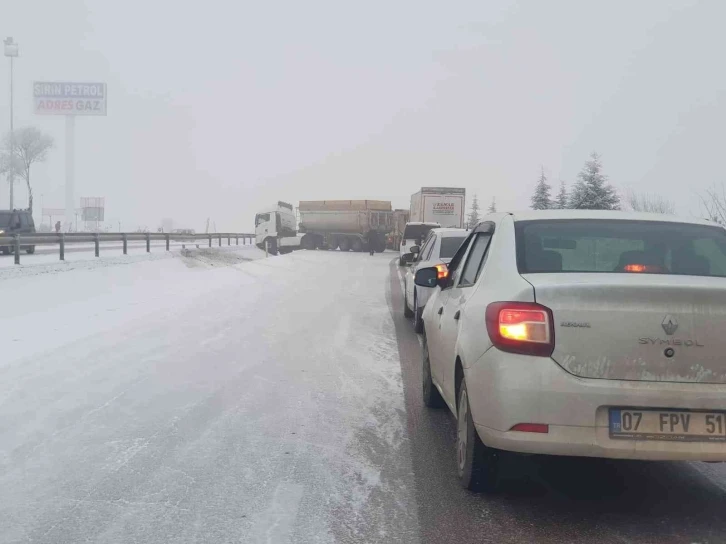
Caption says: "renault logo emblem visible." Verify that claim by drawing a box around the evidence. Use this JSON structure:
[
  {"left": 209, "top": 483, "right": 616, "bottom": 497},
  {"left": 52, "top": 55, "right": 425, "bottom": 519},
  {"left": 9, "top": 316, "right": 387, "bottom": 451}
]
[{"left": 662, "top": 315, "right": 678, "bottom": 336}]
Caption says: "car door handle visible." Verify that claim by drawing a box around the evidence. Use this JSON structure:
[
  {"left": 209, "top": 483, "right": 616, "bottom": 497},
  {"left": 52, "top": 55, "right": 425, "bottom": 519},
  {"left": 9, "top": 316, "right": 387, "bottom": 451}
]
[
  {"left": 454, "top": 310, "right": 461, "bottom": 320},
  {"left": 437, "top": 307, "right": 443, "bottom": 315}
]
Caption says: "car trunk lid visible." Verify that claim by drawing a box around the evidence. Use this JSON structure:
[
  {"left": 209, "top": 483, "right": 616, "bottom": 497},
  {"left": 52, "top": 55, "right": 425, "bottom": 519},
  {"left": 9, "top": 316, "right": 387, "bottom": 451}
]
[{"left": 525, "top": 273, "right": 726, "bottom": 383}]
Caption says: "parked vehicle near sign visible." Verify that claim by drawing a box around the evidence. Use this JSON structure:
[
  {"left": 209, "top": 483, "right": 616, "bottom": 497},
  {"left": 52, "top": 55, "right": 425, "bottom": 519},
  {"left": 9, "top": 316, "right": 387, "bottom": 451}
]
[
  {"left": 404, "top": 228, "right": 468, "bottom": 332},
  {"left": 0, "top": 209, "right": 36, "bottom": 255},
  {"left": 410, "top": 187, "right": 466, "bottom": 228},
  {"left": 415, "top": 210, "right": 726, "bottom": 492}
]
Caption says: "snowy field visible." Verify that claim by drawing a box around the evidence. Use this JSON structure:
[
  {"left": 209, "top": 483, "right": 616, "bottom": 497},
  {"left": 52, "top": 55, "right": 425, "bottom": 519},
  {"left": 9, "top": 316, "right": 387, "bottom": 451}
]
[{"left": 0, "top": 248, "right": 416, "bottom": 543}]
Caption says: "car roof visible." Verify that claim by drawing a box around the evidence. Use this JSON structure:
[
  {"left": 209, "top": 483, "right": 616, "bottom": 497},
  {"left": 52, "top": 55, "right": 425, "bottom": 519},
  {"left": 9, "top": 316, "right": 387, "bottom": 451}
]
[
  {"left": 494, "top": 209, "right": 719, "bottom": 228},
  {"left": 430, "top": 227, "right": 468, "bottom": 237}
]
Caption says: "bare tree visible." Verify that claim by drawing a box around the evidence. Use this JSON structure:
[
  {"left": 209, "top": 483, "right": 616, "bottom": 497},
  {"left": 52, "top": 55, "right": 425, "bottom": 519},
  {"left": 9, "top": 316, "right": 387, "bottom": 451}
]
[
  {"left": 625, "top": 190, "right": 675, "bottom": 215},
  {"left": 2, "top": 126, "right": 54, "bottom": 212},
  {"left": 698, "top": 184, "right": 726, "bottom": 225}
]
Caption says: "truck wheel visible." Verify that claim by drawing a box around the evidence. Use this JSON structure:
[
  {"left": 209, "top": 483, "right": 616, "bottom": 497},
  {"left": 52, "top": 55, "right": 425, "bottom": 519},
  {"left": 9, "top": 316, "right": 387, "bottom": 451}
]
[
  {"left": 265, "top": 238, "right": 278, "bottom": 256},
  {"left": 1, "top": 247, "right": 9, "bottom": 256},
  {"left": 338, "top": 237, "right": 351, "bottom": 252},
  {"left": 328, "top": 236, "right": 338, "bottom": 250},
  {"left": 374, "top": 239, "right": 386, "bottom": 253},
  {"left": 351, "top": 238, "right": 363, "bottom": 252},
  {"left": 26, "top": 246, "right": 36, "bottom": 255},
  {"left": 301, "top": 235, "right": 315, "bottom": 250}
]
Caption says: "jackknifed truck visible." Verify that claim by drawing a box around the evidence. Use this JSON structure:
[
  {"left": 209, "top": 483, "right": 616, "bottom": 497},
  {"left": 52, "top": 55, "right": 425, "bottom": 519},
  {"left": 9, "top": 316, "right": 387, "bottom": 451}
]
[{"left": 254, "top": 200, "right": 393, "bottom": 255}]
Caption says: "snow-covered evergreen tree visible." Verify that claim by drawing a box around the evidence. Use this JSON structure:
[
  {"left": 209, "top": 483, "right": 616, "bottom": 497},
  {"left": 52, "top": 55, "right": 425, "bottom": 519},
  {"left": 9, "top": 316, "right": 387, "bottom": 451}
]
[
  {"left": 568, "top": 152, "right": 620, "bottom": 210},
  {"left": 488, "top": 197, "right": 497, "bottom": 213},
  {"left": 530, "top": 167, "right": 552, "bottom": 210},
  {"left": 554, "top": 180, "right": 568, "bottom": 209},
  {"left": 467, "top": 194, "right": 481, "bottom": 229}
]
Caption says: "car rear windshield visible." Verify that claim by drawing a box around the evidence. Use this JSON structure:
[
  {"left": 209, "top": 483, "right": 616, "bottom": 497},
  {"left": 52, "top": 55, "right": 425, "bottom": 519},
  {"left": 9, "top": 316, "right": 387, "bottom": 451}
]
[
  {"left": 403, "top": 224, "right": 435, "bottom": 240},
  {"left": 515, "top": 219, "right": 726, "bottom": 277},
  {"left": 0, "top": 213, "right": 13, "bottom": 227},
  {"left": 439, "top": 235, "right": 467, "bottom": 259}
]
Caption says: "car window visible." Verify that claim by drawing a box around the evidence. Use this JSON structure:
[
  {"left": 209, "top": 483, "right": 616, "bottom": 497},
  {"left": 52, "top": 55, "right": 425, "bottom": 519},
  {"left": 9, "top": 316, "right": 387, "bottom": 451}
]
[
  {"left": 457, "top": 234, "right": 492, "bottom": 287},
  {"left": 422, "top": 235, "right": 437, "bottom": 261},
  {"left": 516, "top": 219, "right": 726, "bottom": 276},
  {"left": 403, "top": 224, "right": 435, "bottom": 241},
  {"left": 414, "top": 234, "right": 433, "bottom": 263},
  {"left": 442, "top": 233, "right": 476, "bottom": 289},
  {"left": 438, "top": 235, "right": 467, "bottom": 259}
]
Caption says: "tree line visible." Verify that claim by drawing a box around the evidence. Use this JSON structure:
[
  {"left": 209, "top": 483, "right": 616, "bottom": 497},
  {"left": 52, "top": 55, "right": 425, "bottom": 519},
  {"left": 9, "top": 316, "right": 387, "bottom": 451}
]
[{"left": 467, "top": 151, "right": 682, "bottom": 228}]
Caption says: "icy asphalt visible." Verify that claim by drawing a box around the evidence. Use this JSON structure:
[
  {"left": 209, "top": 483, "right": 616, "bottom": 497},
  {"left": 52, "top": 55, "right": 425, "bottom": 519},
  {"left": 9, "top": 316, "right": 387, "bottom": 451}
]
[{"left": 3, "top": 247, "right": 726, "bottom": 543}]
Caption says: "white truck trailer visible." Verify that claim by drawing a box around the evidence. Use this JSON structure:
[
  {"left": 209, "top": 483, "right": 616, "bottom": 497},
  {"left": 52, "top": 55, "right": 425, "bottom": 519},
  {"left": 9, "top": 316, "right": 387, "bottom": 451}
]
[
  {"left": 409, "top": 187, "right": 466, "bottom": 229},
  {"left": 254, "top": 200, "right": 393, "bottom": 255}
]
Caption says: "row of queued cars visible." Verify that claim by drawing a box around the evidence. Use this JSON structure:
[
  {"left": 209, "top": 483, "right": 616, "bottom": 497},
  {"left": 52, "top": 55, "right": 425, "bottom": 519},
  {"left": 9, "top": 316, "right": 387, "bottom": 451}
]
[{"left": 400, "top": 208, "right": 726, "bottom": 492}]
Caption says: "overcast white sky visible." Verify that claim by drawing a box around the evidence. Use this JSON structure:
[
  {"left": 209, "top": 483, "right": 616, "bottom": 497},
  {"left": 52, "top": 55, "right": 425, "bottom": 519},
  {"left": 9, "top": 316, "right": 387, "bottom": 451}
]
[{"left": 2, "top": 0, "right": 725, "bottom": 231}]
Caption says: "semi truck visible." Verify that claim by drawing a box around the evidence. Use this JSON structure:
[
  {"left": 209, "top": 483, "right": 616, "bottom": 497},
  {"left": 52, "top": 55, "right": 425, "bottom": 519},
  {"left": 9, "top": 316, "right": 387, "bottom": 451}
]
[
  {"left": 409, "top": 187, "right": 466, "bottom": 228},
  {"left": 254, "top": 200, "right": 393, "bottom": 255}
]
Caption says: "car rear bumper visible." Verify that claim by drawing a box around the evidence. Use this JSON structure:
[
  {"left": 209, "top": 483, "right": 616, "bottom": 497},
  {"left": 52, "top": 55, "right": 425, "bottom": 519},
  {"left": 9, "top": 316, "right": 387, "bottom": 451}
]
[{"left": 466, "top": 348, "right": 726, "bottom": 461}]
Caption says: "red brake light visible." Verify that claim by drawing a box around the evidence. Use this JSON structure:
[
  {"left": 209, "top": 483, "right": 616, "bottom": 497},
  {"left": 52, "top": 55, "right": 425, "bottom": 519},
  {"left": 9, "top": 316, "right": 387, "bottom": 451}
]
[
  {"left": 435, "top": 263, "right": 448, "bottom": 280},
  {"left": 485, "top": 302, "right": 554, "bottom": 357}
]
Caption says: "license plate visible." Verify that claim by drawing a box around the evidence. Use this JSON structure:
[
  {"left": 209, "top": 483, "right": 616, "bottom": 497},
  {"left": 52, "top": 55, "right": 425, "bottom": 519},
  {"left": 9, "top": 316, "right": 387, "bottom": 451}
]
[{"left": 609, "top": 408, "right": 726, "bottom": 442}]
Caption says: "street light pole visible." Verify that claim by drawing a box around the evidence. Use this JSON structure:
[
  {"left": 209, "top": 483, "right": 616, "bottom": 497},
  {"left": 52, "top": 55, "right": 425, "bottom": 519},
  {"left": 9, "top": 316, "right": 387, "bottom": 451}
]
[{"left": 4, "top": 37, "right": 18, "bottom": 211}]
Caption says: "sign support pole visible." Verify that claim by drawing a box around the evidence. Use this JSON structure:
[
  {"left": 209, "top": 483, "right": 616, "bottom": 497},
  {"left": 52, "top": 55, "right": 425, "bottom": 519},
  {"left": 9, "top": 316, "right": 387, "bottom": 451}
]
[{"left": 64, "top": 114, "right": 75, "bottom": 231}]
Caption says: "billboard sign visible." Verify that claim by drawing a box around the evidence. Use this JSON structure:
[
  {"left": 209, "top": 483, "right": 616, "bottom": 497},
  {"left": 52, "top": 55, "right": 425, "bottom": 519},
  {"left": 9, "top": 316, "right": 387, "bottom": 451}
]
[
  {"left": 81, "top": 197, "right": 105, "bottom": 221},
  {"left": 34, "top": 82, "right": 107, "bottom": 116}
]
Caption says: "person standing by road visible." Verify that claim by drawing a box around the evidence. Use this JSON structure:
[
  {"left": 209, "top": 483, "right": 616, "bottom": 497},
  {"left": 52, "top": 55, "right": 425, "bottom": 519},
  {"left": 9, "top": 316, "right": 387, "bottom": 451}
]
[{"left": 367, "top": 229, "right": 376, "bottom": 256}]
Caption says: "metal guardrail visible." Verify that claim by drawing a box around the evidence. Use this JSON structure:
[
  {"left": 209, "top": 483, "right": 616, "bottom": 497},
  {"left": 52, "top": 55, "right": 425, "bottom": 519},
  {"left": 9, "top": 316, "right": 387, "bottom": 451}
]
[{"left": 0, "top": 232, "right": 256, "bottom": 265}]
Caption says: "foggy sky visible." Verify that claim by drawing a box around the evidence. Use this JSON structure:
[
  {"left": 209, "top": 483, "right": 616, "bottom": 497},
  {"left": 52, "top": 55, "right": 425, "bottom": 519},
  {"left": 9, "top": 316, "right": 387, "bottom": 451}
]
[{"left": 1, "top": 0, "right": 724, "bottom": 231}]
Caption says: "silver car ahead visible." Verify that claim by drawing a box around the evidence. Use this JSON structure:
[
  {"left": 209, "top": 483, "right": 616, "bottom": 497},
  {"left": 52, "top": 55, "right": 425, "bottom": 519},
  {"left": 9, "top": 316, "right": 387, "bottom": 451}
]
[
  {"left": 415, "top": 210, "right": 726, "bottom": 492},
  {"left": 404, "top": 228, "right": 467, "bottom": 333}
]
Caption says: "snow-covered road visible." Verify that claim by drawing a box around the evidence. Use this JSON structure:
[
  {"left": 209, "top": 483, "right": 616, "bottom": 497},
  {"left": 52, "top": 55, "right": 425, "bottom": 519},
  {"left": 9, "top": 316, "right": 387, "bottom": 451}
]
[
  {"left": 5, "top": 248, "right": 726, "bottom": 544},
  {"left": 0, "top": 248, "right": 417, "bottom": 543}
]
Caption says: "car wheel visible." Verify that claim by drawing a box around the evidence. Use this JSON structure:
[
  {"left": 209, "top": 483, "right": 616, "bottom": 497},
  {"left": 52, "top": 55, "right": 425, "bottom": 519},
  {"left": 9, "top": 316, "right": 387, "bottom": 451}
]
[
  {"left": 398, "top": 257, "right": 405, "bottom": 266},
  {"left": 413, "top": 291, "right": 424, "bottom": 334},
  {"left": 403, "top": 289, "right": 414, "bottom": 318},
  {"left": 421, "top": 333, "right": 444, "bottom": 408},
  {"left": 458, "top": 379, "right": 502, "bottom": 492}
]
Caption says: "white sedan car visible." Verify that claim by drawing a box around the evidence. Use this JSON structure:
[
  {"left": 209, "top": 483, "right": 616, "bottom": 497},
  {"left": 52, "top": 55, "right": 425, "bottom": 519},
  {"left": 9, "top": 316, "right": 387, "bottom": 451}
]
[
  {"left": 404, "top": 228, "right": 468, "bottom": 333},
  {"left": 415, "top": 210, "right": 726, "bottom": 492}
]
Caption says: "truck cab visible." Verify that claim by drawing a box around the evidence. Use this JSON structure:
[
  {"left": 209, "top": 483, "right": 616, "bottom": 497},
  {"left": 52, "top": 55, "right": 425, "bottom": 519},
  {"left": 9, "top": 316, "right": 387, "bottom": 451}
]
[{"left": 255, "top": 201, "right": 298, "bottom": 254}]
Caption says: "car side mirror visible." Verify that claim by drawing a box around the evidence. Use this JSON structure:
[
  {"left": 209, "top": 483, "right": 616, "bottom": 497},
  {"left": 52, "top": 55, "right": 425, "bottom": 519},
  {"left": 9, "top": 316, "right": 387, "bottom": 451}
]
[
  {"left": 410, "top": 245, "right": 420, "bottom": 255},
  {"left": 414, "top": 267, "right": 438, "bottom": 288}
]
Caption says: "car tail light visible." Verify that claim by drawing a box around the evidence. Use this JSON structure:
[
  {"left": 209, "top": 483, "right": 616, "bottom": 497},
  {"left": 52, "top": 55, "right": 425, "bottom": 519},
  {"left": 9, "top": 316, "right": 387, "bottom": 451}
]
[
  {"left": 435, "top": 263, "right": 448, "bottom": 280},
  {"left": 510, "top": 423, "right": 549, "bottom": 433},
  {"left": 485, "top": 302, "right": 554, "bottom": 357}
]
